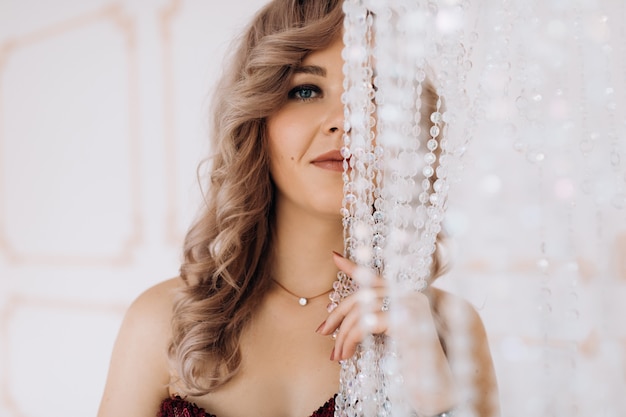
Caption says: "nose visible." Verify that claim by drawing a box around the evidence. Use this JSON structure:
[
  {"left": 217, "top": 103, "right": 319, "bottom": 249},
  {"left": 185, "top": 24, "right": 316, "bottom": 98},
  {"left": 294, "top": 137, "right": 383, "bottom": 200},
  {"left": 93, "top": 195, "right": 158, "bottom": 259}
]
[{"left": 322, "top": 97, "right": 344, "bottom": 136}]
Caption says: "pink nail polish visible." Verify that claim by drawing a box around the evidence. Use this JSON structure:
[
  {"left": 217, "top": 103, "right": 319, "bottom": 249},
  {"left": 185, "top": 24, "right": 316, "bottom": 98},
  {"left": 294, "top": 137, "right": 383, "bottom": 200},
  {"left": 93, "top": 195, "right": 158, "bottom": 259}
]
[
  {"left": 332, "top": 250, "right": 344, "bottom": 258},
  {"left": 316, "top": 321, "right": 326, "bottom": 333}
]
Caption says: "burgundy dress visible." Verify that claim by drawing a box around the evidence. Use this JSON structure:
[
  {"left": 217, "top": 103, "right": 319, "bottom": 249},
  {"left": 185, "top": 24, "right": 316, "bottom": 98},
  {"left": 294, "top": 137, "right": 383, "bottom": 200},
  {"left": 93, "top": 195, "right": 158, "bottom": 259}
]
[{"left": 158, "top": 395, "right": 336, "bottom": 417}]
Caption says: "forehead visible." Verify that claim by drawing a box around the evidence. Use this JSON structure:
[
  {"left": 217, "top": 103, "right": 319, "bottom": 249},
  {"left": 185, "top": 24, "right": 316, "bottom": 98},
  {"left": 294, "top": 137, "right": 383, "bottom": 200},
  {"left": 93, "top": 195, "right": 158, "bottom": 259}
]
[{"left": 300, "top": 37, "right": 345, "bottom": 68}]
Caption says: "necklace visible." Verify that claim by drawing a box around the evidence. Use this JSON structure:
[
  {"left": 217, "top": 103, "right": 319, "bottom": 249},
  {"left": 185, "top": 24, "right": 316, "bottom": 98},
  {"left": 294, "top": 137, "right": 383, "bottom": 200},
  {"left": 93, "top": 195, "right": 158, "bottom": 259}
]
[{"left": 272, "top": 279, "right": 333, "bottom": 306}]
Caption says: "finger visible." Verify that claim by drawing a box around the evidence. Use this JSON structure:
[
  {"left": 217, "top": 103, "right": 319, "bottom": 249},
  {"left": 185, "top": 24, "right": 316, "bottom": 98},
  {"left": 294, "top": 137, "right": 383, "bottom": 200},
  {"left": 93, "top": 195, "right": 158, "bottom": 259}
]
[
  {"left": 335, "top": 311, "right": 389, "bottom": 361},
  {"left": 318, "top": 286, "right": 389, "bottom": 336},
  {"left": 332, "top": 298, "right": 390, "bottom": 361},
  {"left": 332, "top": 252, "right": 386, "bottom": 288},
  {"left": 319, "top": 286, "right": 388, "bottom": 335},
  {"left": 335, "top": 325, "right": 363, "bottom": 360},
  {"left": 332, "top": 307, "right": 362, "bottom": 359},
  {"left": 318, "top": 293, "right": 358, "bottom": 335}
]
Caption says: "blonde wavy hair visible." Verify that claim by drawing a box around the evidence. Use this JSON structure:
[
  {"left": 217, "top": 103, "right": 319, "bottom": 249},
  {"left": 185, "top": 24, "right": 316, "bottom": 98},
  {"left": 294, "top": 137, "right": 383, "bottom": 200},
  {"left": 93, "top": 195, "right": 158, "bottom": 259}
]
[
  {"left": 169, "top": 0, "right": 345, "bottom": 395},
  {"left": 169, "top": 0, "right": 448, "bottom": 396}
]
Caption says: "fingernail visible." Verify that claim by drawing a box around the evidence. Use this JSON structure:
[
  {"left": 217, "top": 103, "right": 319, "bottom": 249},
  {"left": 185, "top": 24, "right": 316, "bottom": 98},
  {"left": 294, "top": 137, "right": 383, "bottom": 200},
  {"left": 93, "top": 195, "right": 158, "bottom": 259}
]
[
  {"left": 316, "top": 321, "right": 326, "bottom": 333},
  {"left": 332, "top": 251, "right": 344, "bottom": 258},
  {"left": 330, "top": 347, "right": 335, "bottom": 361}
]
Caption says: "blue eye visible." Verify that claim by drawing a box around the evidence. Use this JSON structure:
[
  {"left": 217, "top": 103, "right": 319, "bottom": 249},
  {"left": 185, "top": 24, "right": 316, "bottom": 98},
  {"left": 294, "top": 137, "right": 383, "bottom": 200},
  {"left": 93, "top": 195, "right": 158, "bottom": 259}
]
[
  {"left": 288, "top": 85, "right": 321, "bottom": 101},
  {"left": 298, "top": 88, "right": 314, "bottom": 99}
]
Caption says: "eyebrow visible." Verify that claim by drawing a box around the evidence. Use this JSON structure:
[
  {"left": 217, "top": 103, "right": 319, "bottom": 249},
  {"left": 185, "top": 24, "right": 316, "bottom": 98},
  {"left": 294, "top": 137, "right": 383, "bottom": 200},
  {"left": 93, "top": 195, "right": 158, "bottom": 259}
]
[{"left": 293, "top": 65, "right": 326, "bottom": 77}]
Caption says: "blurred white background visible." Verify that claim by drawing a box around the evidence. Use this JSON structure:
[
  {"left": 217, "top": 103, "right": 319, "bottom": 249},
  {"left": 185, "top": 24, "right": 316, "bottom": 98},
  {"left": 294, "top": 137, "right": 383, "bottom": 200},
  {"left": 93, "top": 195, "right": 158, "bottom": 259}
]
[{"left": 0, "top": 1, "right": 624, "bottom": 416}]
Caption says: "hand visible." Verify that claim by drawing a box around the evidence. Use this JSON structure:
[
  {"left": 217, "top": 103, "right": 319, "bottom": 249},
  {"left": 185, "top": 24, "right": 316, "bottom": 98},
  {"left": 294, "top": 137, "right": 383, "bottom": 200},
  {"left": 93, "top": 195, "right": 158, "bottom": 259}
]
[
  {"left": 316, "top": 252, "right": 460, "bottom": 415},
  {"left": 316, "top": 252, "right": 391, "bottom": 361}
]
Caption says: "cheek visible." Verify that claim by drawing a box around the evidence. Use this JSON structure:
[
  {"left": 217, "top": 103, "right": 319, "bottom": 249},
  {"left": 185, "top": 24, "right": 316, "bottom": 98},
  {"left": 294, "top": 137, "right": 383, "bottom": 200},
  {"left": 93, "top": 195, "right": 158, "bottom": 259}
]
[
  {"left": 267, "top": 111, "right": 302, "bottom": 164},
  {"left": 267, "top": 117, "right": 294, "bottom": 178}
]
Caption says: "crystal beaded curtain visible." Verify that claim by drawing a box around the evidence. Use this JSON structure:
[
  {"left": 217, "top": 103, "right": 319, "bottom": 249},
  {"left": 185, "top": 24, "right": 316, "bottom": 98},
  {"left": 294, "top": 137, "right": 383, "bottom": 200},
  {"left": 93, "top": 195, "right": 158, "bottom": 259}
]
[{"left": 337, "top": 0, "right": 626, "bottom": 416}]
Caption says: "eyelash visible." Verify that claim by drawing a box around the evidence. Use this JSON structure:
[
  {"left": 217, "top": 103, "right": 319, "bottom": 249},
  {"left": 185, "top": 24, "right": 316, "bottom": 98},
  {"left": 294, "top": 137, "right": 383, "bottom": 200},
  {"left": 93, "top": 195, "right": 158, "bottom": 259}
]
[{"left": 288, "top": 84, "right": 322, "bottom": 101}]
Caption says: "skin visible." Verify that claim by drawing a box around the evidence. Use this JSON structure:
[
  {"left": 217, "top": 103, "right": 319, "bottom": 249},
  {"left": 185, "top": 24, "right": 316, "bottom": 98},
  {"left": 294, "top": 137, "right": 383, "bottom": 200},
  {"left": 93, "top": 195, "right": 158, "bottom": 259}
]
[{"left": 98, "top": 37, "right": 499, "bottom": 417}]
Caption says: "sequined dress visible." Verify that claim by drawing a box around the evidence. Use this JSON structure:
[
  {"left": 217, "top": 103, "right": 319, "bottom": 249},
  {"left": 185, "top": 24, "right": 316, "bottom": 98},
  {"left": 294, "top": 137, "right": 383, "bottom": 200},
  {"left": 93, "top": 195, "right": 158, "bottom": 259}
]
[{"left": 158, "top": 395, "right": 336, "bottom": 417}]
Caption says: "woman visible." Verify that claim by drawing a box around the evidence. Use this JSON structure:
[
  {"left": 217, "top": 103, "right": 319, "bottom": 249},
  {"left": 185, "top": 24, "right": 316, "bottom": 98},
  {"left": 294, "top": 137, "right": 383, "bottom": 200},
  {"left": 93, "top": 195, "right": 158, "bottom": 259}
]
[{"left": 97, "top": 1, "right": 499, "bottom": 416}]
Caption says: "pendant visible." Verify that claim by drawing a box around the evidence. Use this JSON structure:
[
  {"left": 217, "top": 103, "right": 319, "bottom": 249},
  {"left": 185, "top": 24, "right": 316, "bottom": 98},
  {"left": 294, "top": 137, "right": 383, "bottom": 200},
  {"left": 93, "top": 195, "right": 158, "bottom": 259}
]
[{"left": 298, "top": 297, "right": 308, "bottom": 306}]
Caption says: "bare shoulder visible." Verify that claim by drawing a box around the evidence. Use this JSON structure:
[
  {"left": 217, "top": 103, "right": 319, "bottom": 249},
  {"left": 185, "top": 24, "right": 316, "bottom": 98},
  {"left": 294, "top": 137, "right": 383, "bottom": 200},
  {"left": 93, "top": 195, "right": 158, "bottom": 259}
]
[
  {"left": 98, "top": 277, "right": 186, "bottom": 417},
  {"left": 429, "top": 287, "right": 487, "bottom": 332},
  {"left": 126, "top": 277, "right": 184, "bottom": 329},
  {"left": 429, "top": 287, "right": 500, "bottom": 417},
  {"left": 428, "top": 286, "right": 491, "bottom": 356},
  {"left": 119, "top": 277, "right": 184, "bottom": 348}
]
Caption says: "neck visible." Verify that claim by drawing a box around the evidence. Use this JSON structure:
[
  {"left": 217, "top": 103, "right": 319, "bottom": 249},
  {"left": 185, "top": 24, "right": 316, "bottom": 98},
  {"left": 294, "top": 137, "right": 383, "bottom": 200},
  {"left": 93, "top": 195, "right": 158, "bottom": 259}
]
[{"left": 272, "top": 199, "right": 344, "bottom": 298}]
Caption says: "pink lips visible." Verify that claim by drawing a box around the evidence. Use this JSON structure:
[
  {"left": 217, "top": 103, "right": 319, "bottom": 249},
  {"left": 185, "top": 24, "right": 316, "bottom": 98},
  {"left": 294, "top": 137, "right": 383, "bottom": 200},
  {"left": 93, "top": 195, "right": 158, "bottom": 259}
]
[{"left": 311, "top": 150, "right": 345, "bottom": 172}]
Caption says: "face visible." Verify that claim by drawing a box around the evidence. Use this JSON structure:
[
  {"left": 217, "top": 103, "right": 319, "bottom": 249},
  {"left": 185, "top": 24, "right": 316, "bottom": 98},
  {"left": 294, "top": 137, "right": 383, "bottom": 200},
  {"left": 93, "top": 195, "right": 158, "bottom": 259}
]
[{"left": 266, "top": 37, "right": 345, "bottom": 219}]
